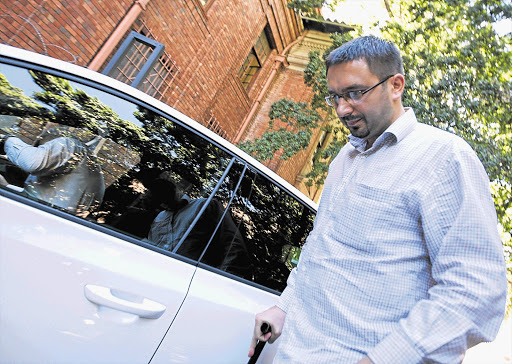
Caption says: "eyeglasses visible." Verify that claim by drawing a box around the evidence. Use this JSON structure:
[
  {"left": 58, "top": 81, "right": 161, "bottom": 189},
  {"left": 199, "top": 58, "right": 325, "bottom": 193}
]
[{"left": 325, "top": 74, "right": 394, "bottom": 107}]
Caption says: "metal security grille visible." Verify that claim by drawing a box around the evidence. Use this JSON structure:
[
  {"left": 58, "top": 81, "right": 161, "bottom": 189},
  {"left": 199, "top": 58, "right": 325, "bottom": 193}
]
[
  {"left": 137, "top": 53, "right": 179, "bottom": 99},
  {"left": 206, "top": 114, "right": 227, "bottom": 139},
  {"left": 109, "top": 38, "right": 154, "bottom": 85}
]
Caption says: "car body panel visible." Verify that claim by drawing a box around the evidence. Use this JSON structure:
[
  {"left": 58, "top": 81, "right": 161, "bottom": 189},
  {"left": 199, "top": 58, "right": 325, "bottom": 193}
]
[
  {"left": 0, "top": 195, "right": 196, "bottom": 363},
  {"left": 151, "top": 267, "right": 280, "bottom": 363},
  {"left": 0, "top": 44, "right": 316, "bottom": 364}
]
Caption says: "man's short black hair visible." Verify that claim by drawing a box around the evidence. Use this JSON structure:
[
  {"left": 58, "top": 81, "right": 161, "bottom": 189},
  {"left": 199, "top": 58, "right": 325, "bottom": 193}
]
[{"left": 325, "top": 35, "right": 404, "bottom": 79}]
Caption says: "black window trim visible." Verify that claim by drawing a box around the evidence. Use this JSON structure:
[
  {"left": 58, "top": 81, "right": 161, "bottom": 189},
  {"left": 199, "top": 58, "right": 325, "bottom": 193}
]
[
  {"left": 197, "top": 162, "right": 249, "bottom": 262},
  {"left": 172, "top": 157, "right": 236, "bottom": 253},
  {"left": 102, "top": 31, "right": 165, "bottom": 89}
]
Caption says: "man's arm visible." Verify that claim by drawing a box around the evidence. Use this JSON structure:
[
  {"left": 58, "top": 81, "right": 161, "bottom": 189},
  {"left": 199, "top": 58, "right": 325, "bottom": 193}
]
[
  {"left": 4, "top": 136, "right": 84, "bottom": 175},
  {"left": 367, "top": 147, "right": 507, "bottom": 363}
]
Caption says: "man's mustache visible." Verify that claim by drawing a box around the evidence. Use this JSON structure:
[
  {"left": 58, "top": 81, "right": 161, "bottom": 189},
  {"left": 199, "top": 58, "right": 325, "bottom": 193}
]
[{"left": 339, "top": 115, "right": 363, "bottom": 124}]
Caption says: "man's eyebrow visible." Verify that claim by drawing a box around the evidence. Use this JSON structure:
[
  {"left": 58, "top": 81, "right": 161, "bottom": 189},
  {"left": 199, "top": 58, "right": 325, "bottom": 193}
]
[
  {"left": 344, "top": 83, "right": 368, "bottom": 91},
  {"left": 328, "top": 84, "right": 365, "bottom": 94}
]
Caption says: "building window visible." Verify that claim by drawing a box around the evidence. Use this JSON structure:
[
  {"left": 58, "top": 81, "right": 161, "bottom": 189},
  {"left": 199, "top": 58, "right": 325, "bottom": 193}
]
[
  {"left": 205, "top": 114, "right": 227, "bottom": 139},
  {"left": 139, "top": 53, "right": 179, "bottom": 99},
  {"left": 311, "top": 131, "right": 328, "bottom": 165},
  {"left": 238, "top": 30, "right": 271, "bottom": 89},
  {"left": 103, "top": 31, "right": 179, "bottom": 101},
  {"left": 254, "top": 30, "right": 271, "bottom": 62},
  {"left": 238, "top": 50, "right": 261, "bottom": 88}
]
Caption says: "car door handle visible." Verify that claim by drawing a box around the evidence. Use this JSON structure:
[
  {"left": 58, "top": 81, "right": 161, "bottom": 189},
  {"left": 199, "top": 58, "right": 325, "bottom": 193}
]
[{"left": 84, "top": 284, "right": 166, "bottom": 319}]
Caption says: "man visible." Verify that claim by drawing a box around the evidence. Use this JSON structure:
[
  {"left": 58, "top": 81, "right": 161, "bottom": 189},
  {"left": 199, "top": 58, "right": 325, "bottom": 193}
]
[{"left": 248, "top": 35, "right": 507, "bottom": 363}]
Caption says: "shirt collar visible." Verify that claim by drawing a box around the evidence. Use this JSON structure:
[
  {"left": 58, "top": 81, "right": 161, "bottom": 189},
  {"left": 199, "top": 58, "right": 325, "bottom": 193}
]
[{"left": 348, "top": 108, "right": 417, "bottom": 152}]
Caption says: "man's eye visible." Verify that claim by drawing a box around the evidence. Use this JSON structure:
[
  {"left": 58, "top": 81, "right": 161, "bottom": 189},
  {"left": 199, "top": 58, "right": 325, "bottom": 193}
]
[{"left": 349, "top": 91, "right": 363, "bottom": 100}]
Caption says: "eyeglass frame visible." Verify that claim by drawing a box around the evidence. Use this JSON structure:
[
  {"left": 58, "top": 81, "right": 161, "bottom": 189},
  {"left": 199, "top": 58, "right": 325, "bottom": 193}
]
[{"left": 325, "top": 74, "right": 395, "bottom": 108}]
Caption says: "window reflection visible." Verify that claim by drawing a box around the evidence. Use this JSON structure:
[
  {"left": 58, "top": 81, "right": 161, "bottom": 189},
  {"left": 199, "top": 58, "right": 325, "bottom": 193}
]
[
  {"left": 238, "top": 172, "right": 314, "bottom": 292},
  {"left": 0, "top": 63, "right": 231, "bottom": 240},
  {"left": 2, "top": 125, "right": 105, "bottom": 214},
  {"left": 207, "top": 163, "right": 315, "bottom": 292},
  {"left": 0, "top": 62, "right": 316, "bottom": 292}
]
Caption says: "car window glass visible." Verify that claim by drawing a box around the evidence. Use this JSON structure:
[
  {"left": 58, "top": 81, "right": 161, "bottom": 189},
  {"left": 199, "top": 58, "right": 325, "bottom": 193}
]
[
  {"left": 189, "top": 159, "right": 252, "bottom": 278},
  {"left": 202, "top": 162, "right": 316, "bottom": 292},
  {"left": 0, "top": 63, "right": 232, "bottom": 260}
]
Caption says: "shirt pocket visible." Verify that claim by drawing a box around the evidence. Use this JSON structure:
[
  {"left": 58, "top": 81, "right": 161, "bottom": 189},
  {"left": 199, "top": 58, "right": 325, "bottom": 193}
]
[
  {"left": 353, "top": 183, "right": 420, "bottom": 223},
  {"left": 327, "top": 183, "right": 422, "bottom": 255}
]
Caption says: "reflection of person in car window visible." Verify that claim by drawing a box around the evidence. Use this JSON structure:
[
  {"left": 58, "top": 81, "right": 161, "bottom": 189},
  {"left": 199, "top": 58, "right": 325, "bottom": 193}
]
[
  {"left": 147, "top": 177, "right": 250, "bottom": 277},
  {"left": 109, "top": 173, "right": 182, "bottom": 239},
  {"left": 0, "top": 127, "right": 105, "bottom": 214}
]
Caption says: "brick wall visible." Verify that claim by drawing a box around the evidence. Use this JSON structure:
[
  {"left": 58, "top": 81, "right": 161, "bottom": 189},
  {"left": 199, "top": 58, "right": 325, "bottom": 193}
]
[
  {"left": 137, "top": 0, "right": 269, "bottom": 129},
  {"left": 0, "top": 0, "right": 130, "bottom": 64},
  {"left": 139, "top": 0, "right": 300, "bottom": 140}
]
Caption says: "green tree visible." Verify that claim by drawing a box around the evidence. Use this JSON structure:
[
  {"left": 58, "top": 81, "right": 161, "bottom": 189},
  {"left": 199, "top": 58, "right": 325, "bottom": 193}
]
[
  {"left": 0, "top": 73, "right": 52, "bottom": 119},
  {"left": 239, "top": 99, "right": 322, "bottom": 162},
  {"left": 385, "top": 1, "right": 512, "bottom": 312},
  {"left": 240, "top": 0, "right": 512, "bottom": 309},
  {"left": 287, "top": 0, "right": 325, "bottom": 18}
]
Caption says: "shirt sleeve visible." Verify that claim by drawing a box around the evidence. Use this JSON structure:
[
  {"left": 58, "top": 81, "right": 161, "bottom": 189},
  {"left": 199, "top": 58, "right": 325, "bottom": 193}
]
[
  {"left": 5, "top": 136, "right": 85, "bottom": 176},
  {"left": 277, "top": 267, "right": 297, "bottom": 313},
  {"left": 368, "top": 145, "right": 507, "bottom": 364}
]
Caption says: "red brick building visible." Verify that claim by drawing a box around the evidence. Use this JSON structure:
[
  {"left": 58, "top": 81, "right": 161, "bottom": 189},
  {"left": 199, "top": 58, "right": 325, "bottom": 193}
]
[{"left": 0, "top": 0, "right": 350, "bottom": 202}]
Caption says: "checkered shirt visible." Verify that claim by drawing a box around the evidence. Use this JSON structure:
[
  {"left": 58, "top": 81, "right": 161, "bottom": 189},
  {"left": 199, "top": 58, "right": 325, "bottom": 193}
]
[{"left": 274, "top": 108, "right": 507, "bottom": 364}]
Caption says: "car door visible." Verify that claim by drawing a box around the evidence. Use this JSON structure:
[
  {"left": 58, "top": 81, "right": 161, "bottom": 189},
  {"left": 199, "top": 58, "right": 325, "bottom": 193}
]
[{"left": 0, "top": 46, "right": 318, "bottom": 364}]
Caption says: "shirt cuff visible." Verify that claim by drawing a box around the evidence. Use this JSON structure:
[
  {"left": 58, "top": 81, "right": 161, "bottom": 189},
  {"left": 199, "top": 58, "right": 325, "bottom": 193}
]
[
  {"left": 368, "top": 327, "right": 423, "bottom": 364},
  {"left": 1, "top": 134, "right": 16, "bottom": 153},
  {"left": 276, "top": 285, "right": 294, "bottom": 313}
]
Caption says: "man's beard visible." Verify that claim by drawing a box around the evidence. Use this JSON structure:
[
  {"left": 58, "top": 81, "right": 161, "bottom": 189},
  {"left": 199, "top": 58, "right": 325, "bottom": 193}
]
[{"left": 340, "top": 114, "right": 369, "bottom": 138}]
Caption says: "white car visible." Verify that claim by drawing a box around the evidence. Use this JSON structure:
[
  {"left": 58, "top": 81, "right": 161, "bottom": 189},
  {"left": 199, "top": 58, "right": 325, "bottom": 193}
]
[{"left": 0, "top": 45, "right": 317, "bottom": 364}]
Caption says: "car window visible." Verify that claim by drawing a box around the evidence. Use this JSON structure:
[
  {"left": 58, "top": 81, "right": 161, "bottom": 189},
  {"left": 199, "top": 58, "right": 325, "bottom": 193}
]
[{"left": 0, "top": 63, "right": 232, "bottom": 256}]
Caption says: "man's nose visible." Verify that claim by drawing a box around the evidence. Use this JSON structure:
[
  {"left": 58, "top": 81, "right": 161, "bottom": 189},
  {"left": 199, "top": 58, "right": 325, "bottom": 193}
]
[{"left": 336, "top": 98, "right": 354, "bottom": 117}]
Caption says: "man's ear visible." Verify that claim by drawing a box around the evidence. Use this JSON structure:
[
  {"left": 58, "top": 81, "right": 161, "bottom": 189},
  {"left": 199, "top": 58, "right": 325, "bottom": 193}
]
[{"left": 391, "top": 73, "right": 405, "bottom": 100}]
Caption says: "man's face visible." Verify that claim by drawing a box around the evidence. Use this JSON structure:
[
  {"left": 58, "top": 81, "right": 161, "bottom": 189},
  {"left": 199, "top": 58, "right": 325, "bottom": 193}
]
[{"left": 327, "top": 59, "right": 396, "bottom": 148}]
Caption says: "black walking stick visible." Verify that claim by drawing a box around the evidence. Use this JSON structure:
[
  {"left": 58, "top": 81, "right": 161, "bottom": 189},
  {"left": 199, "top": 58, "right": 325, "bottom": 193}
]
[{"left": 247, "top": 323, "right": 271, "bottom": 364}]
